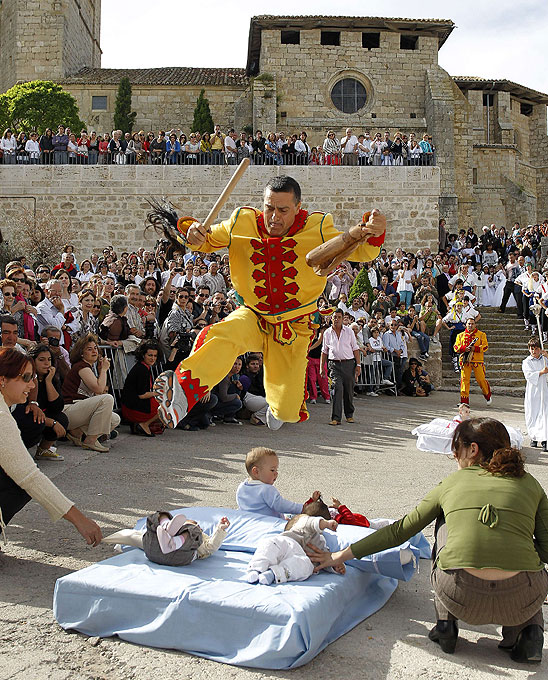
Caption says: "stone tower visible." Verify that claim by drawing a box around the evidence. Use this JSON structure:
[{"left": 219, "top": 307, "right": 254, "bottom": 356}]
[{"left": 0, "top": 0, "right": 101, "bottom": 93}]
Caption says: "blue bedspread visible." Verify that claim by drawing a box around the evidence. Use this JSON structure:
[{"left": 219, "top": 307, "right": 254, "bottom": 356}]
[{"left": 53, "top": 507, "right": 430, "bottom": 669}]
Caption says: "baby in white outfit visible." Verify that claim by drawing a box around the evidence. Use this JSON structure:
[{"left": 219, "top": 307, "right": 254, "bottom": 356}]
[{"left": 247, "top": 514, "right": 344, "bottom": 585}]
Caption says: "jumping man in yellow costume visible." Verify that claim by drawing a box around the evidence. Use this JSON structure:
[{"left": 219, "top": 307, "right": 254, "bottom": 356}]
[
  {"left": 152, "top": 176, "right": 386, "bottom": 429},
  {"left": 454, "top": 317, "right": 492, "bottom": 406}
]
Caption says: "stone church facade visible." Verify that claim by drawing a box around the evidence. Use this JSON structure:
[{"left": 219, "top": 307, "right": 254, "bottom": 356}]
[{"left": 1, "top": 5, "right": 547, "bottom": 230}]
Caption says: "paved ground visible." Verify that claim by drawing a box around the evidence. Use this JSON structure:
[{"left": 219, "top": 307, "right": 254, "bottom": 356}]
[{"left": 1, "top": 390, "right": 546, "bottom": 680}]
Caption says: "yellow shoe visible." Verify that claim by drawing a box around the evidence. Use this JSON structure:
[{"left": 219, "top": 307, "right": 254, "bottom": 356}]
[
  {"left": 329, "top": 420, "right": 341, "bottom": 426},
  {"left": 346, "top": 417, "right": 355, "bottom": 423}
]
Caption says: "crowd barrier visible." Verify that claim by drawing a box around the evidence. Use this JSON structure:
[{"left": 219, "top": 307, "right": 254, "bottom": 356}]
[
  {"left": 1, "top": 149, "right": 437, "bottom": 167},
  {"left": 99, "top": 342, "right": 399, "bottom": 412},
  {"left": 355, "top": 349, "right": 398, "bottom": 396}
]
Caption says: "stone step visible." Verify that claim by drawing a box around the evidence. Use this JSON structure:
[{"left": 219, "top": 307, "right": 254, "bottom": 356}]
[
  {"left": 438, "top": 385, "right": 525, "bottom": 397},
  {"left": 442, "top": 373, "right": 524, "bottom": 387},
  {"left": 442, "top": 363, "right": 524, "bottom": 375}
]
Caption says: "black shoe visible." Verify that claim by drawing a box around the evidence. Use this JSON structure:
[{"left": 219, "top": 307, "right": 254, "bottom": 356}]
[
  {"left": 130, "top": 423, "right": 155, "bottom": 437},
  {"left": 223, "top": 417, "right": 242, "bottom": 425},
  {"left": 109, "top": 429, "right": 118, "bottom": 440},
  {"left": 428, "top": 620, "right": 458, "bottom": 654},
  {"left": 531, "top": 440, "right": 538, "bottom": 448},
  {"left": 510, "top": 624, "right": 543, "bottom": 664},
  {"left": 543, "top": 441, "right": 548, "bottom": 452}
]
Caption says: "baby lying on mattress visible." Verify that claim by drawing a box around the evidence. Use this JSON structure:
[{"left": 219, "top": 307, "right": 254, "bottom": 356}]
[
  {"left": 247, "top": 512, "right": 345, "bottom": 585},
  {"left": 103, "top": 512, "right": 230, "bottom": 566}
]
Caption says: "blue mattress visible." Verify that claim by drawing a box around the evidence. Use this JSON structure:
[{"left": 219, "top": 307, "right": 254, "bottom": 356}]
[{"left": 53, "top": 507, "right": 430, "bottom": 669}]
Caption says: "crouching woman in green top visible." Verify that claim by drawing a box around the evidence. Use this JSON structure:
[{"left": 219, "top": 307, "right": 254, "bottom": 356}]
[{"left": 308, "top": 418, "right": 548, "bottom": 664}]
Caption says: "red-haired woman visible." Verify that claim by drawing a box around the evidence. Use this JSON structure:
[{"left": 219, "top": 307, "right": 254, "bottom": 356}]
[
  {"left": 308, "top": 418, "right": 548, "bottom": 664},
  {"left": 0, "top": 348, "right": 102, "bottom": 546}
]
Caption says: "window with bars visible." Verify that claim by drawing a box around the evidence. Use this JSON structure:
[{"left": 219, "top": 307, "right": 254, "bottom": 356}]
[{"left": 330, "top": 78, "right": 367, "bottom": 114}]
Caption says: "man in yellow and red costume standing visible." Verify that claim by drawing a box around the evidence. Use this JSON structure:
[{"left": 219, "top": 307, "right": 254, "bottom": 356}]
[
  {"left": 454, "top": 317, "right": 492, "bottom": 406},
  {"left": 153, "top": 175, "right": 386, "bottom": 429}
]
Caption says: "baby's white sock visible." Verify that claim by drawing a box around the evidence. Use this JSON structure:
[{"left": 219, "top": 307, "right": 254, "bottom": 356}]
[
  {"left": 258, "top": 570, "right": 275, "bottom": 585},
  {"left": 246, "top": 570, "right": 260, "bottom": 583}
]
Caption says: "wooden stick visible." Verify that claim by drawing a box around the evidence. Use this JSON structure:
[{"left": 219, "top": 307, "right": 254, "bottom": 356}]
[{"left": 202, "top": 158, "right": 250, "bottom": 231}]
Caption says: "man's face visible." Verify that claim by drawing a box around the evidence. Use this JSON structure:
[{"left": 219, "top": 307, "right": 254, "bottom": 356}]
[
  {"left": 47, "top": 283, "right": 62, "bottom": 299},
  {"left": 1, "top": 323, "right": 18, "bottom": 347},
  {"left": 127, "top": 288, "right": 140, "bottom": 306},
  {"left": 263, "top": 189, "right": 301, "bottom": 237},
  {"left": 466, "top": 319, "right": 476, "bottom": 332},
  {"left": 247, "top": 359, "right": 260, "bottom": 374},
  {"left": 209, "top": 263, "right": 219, "bottom": 276},
  {"left": 43, "top": 329, "right": 62, "bottom": 352},
  {"left": 530, "top": 346, "right": 541, "bottom": 358},
  {"left": 332, "top": 311, "right": 343, "bottom": 327},
  {"left": 518, "top": 257, "right": 525, "bottom": 267},
  {"left": 144, "top": 280, "right": 156, "bottom": 295}
]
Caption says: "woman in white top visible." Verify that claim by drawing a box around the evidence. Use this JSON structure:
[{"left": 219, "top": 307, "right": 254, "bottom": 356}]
[
  {"left": 25, "top": 132, "right": 41, "bottom": 164},
  {"left": 67, "top": 133, "right": 78, "bottom": 163},
  {"left": 0, "top": 348, "right": 101, "bottom": 545},
  {"left": 76, "top": 259, "right": 94, "bottom": 284},
  {"left": 53, "top": 269, "right": 81, "bottom": 338},
  {"left": 185, "top": 133, "right": 200, "bottom": 163},
  {"left": 1, "top": 128, "right": 17, "bottom": 164},
  {"left": 322, "top": 130, "right": 341, "bottom": 165},
  {"left": 396, "top": 260, "right": 414, "bottom": 308}
]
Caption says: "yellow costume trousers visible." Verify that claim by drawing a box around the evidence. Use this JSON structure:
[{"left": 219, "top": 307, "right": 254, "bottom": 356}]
[
  {"left": 177, "top": 306, "right": 316, "bottom": 422},
  {"left": 460, "top": 361, "right": 491, "bottom": 404}
]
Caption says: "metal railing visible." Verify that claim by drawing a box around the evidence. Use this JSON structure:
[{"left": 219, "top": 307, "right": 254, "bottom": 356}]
[
  {"left": 355, "top": 349, "right": 398, "bottom": 395},
  {"left": 1, "top": 149, "right": 437, "bottom": 167}
]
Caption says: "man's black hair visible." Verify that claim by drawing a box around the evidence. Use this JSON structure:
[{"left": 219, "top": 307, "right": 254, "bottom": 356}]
[
  {"left": 0, "top": 314, "right": 17, "bottom": 327},
  {"left": 264, "top": 175, "right": 301, "bottom": 203}
]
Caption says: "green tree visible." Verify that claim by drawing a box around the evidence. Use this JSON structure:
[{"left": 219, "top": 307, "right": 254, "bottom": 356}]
[
  {"left": 192, "top": 89, "right": 214, "bottom": 134},
  {"left": 113, "top": 76, "right": 136, "bottom": 133},
  {"left": 349, "top": 266, "right": 374, "bottom": 303},
  {"left": 0, "top": 80, "right": 84, "bottom": 133}
]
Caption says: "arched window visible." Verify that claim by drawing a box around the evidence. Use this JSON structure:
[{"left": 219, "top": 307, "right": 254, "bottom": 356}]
[{"left": 330, "top": 78, "right": 367, "bottom": 114}]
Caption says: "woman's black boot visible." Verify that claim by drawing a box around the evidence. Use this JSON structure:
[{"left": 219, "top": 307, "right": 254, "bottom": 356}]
[
  {"left": 510, "top": 624, "right": 543, "bottom": 664},
  {"left": 428, "top": 620, "right": 459, "bottom": 653}
]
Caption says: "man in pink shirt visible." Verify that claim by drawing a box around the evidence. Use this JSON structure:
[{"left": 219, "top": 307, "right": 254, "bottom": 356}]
[{"left": 320, "top": 309, "right": 361, "bottom": 425}]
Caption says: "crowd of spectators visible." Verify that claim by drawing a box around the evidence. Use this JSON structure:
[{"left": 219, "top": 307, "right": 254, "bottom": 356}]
[
  {"left": 0, "top": 124, "right": 435, "bottom": 167},
  {"left": 0, "top": 215, "right": 546, "bottom": 461},
  {"left": 317, "top": 218, "right": 548, "bottom": 396}
]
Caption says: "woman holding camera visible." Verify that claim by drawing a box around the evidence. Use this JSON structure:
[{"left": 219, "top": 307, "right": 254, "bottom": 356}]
[
  {"left": 162, "top": 288, "right": 196, "bottom": 370},
  {"left": 62, "top": 334, "right": 121, "bottom": 453},
  {"left": 308, "top": 418, "right": 548, "bottom": 664},
  {"left": 0, "top": 348, "right": 102, "bottom": 545}
]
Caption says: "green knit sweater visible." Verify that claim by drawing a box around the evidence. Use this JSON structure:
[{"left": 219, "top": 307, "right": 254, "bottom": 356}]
[{"left": 351, "top": 466, "right": 548, "bottom": 572}]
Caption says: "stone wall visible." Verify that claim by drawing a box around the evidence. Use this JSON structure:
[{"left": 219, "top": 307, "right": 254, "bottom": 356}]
[
  {"left": 0, "top": 165, "right": 440, "bottom": 254},
  {"left": 0, "top": 0, "right": 100, "bottom": 93},
  {"left": 258, "top": 28, "right": 435, "bottom": 146},
  {"left": 65, "top": 83, "right": 249, "bottom": 135}
]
